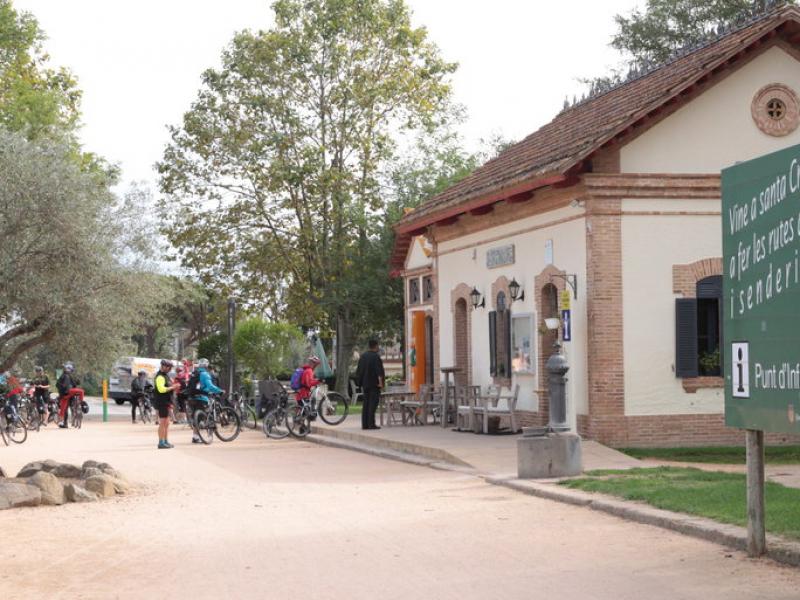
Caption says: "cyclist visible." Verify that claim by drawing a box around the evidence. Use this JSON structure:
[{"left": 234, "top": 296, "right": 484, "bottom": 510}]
[
  {"left": 154, "top": 359, "right": 181, "bottom": 449},
  {"left": 173, "top": 364, "right": 190, "bottom": 424},
  {"left": 0, "top": 371, "right": 23, "bottom": 423},
  {"left": 31, "top": 366, "right": 50, "bottom": 425},
  {"left": 130, "top": 370, "right": 149, "bottom": 424},
  {"left": 296, "top": 356, "right": 321, "bottom": 406},
  {"left": 188, "top": 358, "right": 222, "bottom": 444},
  {"left": 56, "top": 362, "right": 85, "bottom": 429}
]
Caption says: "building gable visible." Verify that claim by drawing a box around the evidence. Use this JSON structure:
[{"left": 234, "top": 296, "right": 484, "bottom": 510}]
[{"left": 621, "top": 44, "right": 800, "bottom": 173}]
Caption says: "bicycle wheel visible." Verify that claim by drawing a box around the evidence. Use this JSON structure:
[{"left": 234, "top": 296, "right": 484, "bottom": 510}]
[
  {"left": 286, "top": 404, "right": 311, "bottom": 438},
  {"left": 141, "top": 403, "right": 152, "bottom": 424},
  {"left": 194, "top": 409, "right": 213, "bottom": 444},
  {"left": 263, "top": 407, "right": 289, "bottom": 439},
  {"left": 6, "top": 416, "right": 27, "bottom": 444},
  {"left": 0, "top": 415, "right": 7, "bottom": 446},
  {"left": 318, "top": 391, "right": 348, "bottom": 426},
  {"left": 242, "top": 405, "right": 258, "bottom": 430},
  {"left": 214, "top": 406, "right": 241, "bottom": 442}
]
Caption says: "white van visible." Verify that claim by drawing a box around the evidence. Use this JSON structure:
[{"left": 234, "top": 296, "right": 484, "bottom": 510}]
[{"left": 108, "top": 357, "right": 170, "bottom": 405}]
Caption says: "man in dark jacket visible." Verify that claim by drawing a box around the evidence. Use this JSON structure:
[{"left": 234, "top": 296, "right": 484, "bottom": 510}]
[{"left": 355, "top": 339, "right": 385, "bottom": 430}]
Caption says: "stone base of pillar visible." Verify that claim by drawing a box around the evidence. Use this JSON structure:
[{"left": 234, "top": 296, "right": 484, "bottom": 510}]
[{"left": 517, "top": 433, "right": 583, "bottom": 479}]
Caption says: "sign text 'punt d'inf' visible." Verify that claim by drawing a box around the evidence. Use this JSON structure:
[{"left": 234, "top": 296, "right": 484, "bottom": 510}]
[{"left": 722, "top": 144, "right": 800, "bottom": 433}]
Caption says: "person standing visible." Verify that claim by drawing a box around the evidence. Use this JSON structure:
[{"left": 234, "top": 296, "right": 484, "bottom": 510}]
[
  {"left": 189, "top": 358, "right": 222, "bottom": 444},
  {"left": 31, "top": 366, "right": 50, "bottom": 425},
  {"left": 130, "top": 370, "right": 149, "bottom": 424},
  {"left": 56, "top": 362, "right": 84, "bottom": 429},
  {"left": 153, "top": 359, "right": 180, "bottom": 449},
  {"left": 355, "top": 339, "right": 384, "bottom": 430}
]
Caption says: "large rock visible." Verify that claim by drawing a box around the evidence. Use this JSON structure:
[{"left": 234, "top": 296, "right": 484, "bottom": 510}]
[
  {"left": 17, "top": 461, "right": 45, "bottom": 478},
  {"left": 0, "top": 481, "right": 42, "bottom": 509},
  {"left": 81, "top": 467, "right": 104, "bottom": 480},
  {"left": 0, "top": 465, "right": 6, "bottom": 478},
  {"left": 64, "top": 483, "right": 97, "bottom": 503},
  {"left": 27, "top": 471, "right": 65, "bottom": 506},
  {"left": 82, "top": 460, "right": 101, "bottom": 470},
  {"left": 52, "top": 463, "right": 82, "bottom": 479},
  {"left": 108, "top": 477, "right": 131, "bottom": 495},
  {"left": 84, "top": 475, "right": 116, "bottom": 498}
]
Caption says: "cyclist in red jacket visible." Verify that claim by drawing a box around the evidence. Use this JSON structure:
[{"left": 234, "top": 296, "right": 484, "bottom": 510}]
[{"left": 296, "top": 356, "right": 321, "bottom": 402}]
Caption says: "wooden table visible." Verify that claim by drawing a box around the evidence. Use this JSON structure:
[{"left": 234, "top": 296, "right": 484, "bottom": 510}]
[
  {"left": 439, "top": 367, "right": 462, "bottom": 428},
  {"left": 380, "top": 389, "right": 413, "bottom": 427}
]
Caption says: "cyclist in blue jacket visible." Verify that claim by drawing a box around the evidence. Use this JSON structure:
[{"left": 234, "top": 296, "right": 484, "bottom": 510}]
[{"left": 189, "top": 358, "right": 222, "bottom": 444}]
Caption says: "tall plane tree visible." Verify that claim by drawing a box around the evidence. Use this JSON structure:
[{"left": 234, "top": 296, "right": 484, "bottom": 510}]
[{"left": 158, "top": 0, "right": 455, "bottom": 390}]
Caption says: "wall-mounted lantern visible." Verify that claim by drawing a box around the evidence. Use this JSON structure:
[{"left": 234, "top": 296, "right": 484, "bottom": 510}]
[
  {"left": 509, "top": 278, "right": 525, "bottom": 303},
  {"left": 470, "top": 287, "right": 485, "bottom": 309}
]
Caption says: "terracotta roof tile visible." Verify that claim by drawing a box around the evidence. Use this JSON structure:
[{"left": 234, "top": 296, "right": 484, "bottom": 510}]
[{"left": 397, "top": 6, "right": 800, "bottom": 231}]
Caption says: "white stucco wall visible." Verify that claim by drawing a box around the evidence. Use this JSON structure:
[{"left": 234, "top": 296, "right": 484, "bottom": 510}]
[
  {"left": 621, "top": 199, "right": 723, "bottom": 416},
  {"left": 405, "top": 236, "right": 433, "bottom": 270},
  {"left": 435, "top": 205, "right": 588, "bottom": 429},
  {"left": 621, "top": 46, "right": 800, "bottom": 173}
]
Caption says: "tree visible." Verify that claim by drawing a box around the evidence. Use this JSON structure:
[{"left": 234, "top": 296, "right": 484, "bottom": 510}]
[
  {"left": 582, "top": 0, "right": 795, "bottom": 92},
  {"left": 233, "top": 318, "right": 304, "bottom": 378},
  {"left": 0, "top": 130, "right": 150, "bottom": 372},
  {"left": 159, "top": 0, "right": 456, "bottom": 392},
  {"left": 0, "top": 0, "right": 81, "bottom": 139}
]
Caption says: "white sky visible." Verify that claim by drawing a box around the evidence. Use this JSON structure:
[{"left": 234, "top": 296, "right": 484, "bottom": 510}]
[{"left": 13, "top": 0, "right": 644, "bottom": 190}]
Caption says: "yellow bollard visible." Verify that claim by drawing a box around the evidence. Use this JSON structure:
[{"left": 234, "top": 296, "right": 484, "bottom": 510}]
[{"left": 102, "top": 379, "right": 108, "bottom": 423}]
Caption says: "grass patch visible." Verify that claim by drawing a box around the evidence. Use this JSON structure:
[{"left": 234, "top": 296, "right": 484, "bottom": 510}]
[
  {"left": 561, "top": 467, "right": 800, "bottom": 539},
  {"left": 620, "top": 446, "right": 800, "bottom": 465}
]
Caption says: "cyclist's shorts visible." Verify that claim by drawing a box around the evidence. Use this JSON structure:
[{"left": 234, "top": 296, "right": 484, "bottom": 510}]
[{"left": 153, "top": 397, "right": 171, "bottom": 419}]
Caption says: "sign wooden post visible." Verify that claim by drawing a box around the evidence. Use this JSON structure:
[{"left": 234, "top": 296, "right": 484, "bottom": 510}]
[{"left": 721, "top": 143, "right": 800, "bottom": 557}]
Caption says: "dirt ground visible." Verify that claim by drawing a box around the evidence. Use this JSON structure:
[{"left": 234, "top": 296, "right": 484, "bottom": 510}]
[{"left": 1, "top": 421, "right": 800, "bottom": 600}]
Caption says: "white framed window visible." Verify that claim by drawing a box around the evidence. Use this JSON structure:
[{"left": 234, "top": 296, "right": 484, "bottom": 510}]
[{"left": 511, "top": 312, "right": 535, "bottom": 375}]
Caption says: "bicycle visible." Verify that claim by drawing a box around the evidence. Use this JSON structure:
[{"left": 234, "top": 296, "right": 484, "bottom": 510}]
[
  {"left": 46, "top": 393, "right": 60, "bottom": 426},
  {"left": 133, "top": 387, "right": 154, "bottom": 424},
  {"left": 0, "top": 394, "right": 28, "bottom": 444},
  {"left": 193, "top": 394, "right": 241, "bottom": 444},
  {"left": 263, "top": 391, "right": 290, "bottom": 439},
  {"left": 285, "top": 384, "right": 349, "bottom": 438},
  {"left": 19, "top": 390, "right": 41, "bottom": 432},
  {"left": 232, "top": 387, "right": 258, "bottom": 430},
  {"left": 69, "top": 394, "right": 84, "bottom": 429}
]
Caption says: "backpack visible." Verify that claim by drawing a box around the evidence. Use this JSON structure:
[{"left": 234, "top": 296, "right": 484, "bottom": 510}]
[
  {"left": 187, "top": 370, "right": 202, "bottom": 397},
  {"left": 289, "top": 367, "right": 305, "bottom": 391}
]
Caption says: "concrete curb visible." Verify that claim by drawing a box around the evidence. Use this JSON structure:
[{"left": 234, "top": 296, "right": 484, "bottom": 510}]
[{"left": 306, "top": 429, "right": 800, "bottom": 568}]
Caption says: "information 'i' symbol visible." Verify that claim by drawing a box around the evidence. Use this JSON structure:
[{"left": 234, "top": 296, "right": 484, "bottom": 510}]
[{"left": 737, "top": 348, "right": 745, "bottom": 394}]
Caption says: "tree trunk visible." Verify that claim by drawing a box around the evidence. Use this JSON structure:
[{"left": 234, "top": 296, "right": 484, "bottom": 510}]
[
  {"left": 335, "top": 310, "right": 355, "bottom": 396},
  {"left": 145, "top": 326, "right": 158, "bottom": 358}
]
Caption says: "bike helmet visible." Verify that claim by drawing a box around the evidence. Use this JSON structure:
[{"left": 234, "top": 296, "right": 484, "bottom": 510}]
[
  {"left": 81, "top": 400, "right": 89, "bottom": 414},
  {"left": 34, "top": 366, "right": 44, "bottom": 374},
  {"left": 138, "top": 370, "right": 147, "bottom": 376},
  {"left": 197, "top": 358, "right": 210, "bottom": 368},
  {"left": 308, "top": 355, "right": 321, "bottom": 365},
  {"left": 63, "top": 362, "right": 74, "bottom": 373},
  {"left": 160, "top": 359, "right": 173, "bottom": 368}
]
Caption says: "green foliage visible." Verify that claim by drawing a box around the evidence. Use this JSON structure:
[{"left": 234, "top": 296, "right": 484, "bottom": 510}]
[
  {"left": 0, "top": 0, "right": 81, "bottom": 139},
  {"left": 233, "top": 318, "right": 304, "bottom": 378},
  {"left": 158, "top": 0, "right": 457, "bottom": 388},
  {"left": 0, "top": 130, "right": 154, "bottom": 372},
  {"left": 561, "top": 467, "right": 800, "bottom": 539},
  {"left": 621, "top": 445, "right": 800, "bottom": 464},
  {"left": 197, "top": 332, "right": 227, "bottom": 368},
  {"left": 584, "top": 0, "right": 796, "bottom": 91}
]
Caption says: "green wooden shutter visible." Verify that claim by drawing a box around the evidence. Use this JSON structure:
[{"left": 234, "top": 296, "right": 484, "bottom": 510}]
[
  {"left": 489, "top": 311, "right": 497, "bottom": 376},
  {"left": 675, "top": 298, "right": 699, "bottom": 378}
]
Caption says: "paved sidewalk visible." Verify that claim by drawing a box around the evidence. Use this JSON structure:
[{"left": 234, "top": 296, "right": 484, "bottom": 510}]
[
  {"left": 311, "top": 416, "right": 641, "bottom": 478},
  {"left": 310, "top": 415, "right": 800, "bottom": 567}
]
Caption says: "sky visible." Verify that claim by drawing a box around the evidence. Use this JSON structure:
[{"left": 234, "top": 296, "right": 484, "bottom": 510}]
[{"left": 13, "top": 0, "right": 644, "bottom": 191}]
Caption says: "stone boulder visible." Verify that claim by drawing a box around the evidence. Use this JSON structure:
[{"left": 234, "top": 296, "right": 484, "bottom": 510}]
[
  {"left": 17, "top": 461, "right": 46, "bottom": 478},
  {"left": 84, "top": 475, "right": 116, "bottom": 498},
  {"left": 81, "top": 467, "right": 104, "bottom": 480},
  {"left": 52, "top": 463, "right": 83, "bottom": 479},
  {"left": 27, "top": 471, "right": 65, "bottom": 506},
  {"left": 0, "top": 465, "right": 6, "bottom": 478},
  {"left": 0, "top": 481, "right": 42, "bottom": 509},
  {"left": 82, "top": 460, "right": 101, "bottom": 470},
  {"left": 64, "top": 483, "right": 97, "bottom": 503}
]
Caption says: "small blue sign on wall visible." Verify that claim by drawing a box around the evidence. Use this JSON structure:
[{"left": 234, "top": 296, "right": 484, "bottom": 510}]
[{"left": 562, "top": 309, "right": 571, "bottom": 342}]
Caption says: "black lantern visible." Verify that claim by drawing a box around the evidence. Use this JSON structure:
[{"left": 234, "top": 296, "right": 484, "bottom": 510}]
[
  {"left": 470, "top": 287, "right": 485, "bottom": 309},
  {"left": 509, "top": 278, "right": 525, "bottom": 302}
]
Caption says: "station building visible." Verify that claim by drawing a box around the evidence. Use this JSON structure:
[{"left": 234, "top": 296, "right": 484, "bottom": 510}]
[{"left": 392, "top": 5, "right": 800, "bottom": 446}]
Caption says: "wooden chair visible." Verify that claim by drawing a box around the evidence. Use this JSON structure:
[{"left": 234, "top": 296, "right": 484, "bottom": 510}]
[
  {"left": 474, "top": 384, "right": 520, "bottom": 434},
  {"left": 455, "top": 386, "right": 481, "bottom": 431}
]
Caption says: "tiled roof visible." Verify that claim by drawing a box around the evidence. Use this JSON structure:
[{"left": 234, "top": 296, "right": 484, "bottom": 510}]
[{"left": 396, "top": 5, "right": 800, "bottom": 234}]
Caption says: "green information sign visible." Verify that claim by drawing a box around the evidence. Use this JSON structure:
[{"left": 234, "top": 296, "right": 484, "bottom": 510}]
[{"left": 722, "top": 143, "right": 800, "bottom": 433}]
